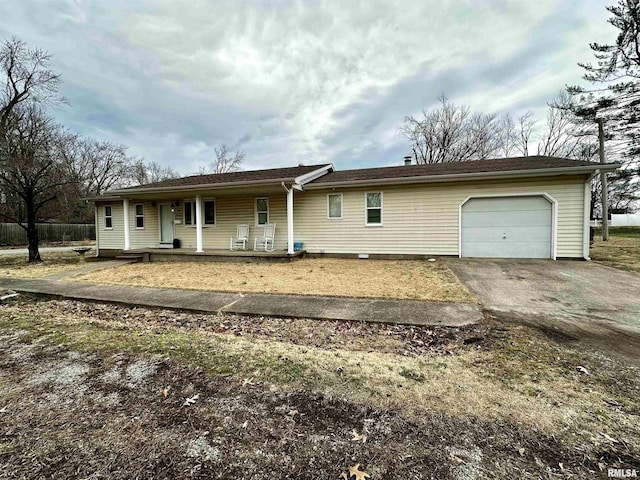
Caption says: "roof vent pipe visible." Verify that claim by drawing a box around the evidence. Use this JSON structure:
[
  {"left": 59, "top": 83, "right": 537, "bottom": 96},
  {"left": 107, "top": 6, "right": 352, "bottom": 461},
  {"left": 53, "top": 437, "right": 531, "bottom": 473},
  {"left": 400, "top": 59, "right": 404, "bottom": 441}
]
[{"left": 404, "top": 156, "right": 412, "bottom": 166}]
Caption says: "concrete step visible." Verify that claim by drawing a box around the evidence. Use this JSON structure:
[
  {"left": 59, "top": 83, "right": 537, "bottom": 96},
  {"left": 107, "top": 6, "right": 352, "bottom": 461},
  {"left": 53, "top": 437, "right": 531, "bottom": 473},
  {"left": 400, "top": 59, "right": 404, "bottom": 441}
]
[{"left": 115, "top": 254, "right": 144, "bottom": 261}]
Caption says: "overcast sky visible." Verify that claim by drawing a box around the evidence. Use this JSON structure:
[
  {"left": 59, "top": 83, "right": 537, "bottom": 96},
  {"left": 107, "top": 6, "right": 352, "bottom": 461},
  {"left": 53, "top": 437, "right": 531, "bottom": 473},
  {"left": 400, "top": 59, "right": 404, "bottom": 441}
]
[{"left": 0, "top": 0, "right": 613, "bottom": 173}]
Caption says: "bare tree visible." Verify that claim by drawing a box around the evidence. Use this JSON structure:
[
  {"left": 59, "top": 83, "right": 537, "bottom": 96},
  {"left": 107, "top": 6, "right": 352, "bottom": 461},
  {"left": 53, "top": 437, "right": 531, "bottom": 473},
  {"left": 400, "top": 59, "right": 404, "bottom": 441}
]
[
  {"left": 82, "top": 140, "right": 136, "bottom": 194},
  {"left": 0, "top": 105, "right": 68, "bottom": 262},
  {"left": 495, "top": 113, "right": 517, "bottom": 157},
  {"left": 0, "top": 38, "right": 63, "bottom": 130},
  {"left": 538, "top": 92, "right": 591, "bottom": 158},
  {"left": 516, "top": 111, "right": 536, "bottom": 156},
  {"left": 402, "top": 93, "right": 601, "bottom": 165},
  {"left": 132, "top": 159, "right": 179, "bottom": 185},
  {"left": 198, "top": 144, "right": 244, "bottom": 174},
  {"left": 0, "top": 38, "right": 67, "bottom": 262},
  {"left": 401, "top": 95, "right": 509, "bottom": 164}
]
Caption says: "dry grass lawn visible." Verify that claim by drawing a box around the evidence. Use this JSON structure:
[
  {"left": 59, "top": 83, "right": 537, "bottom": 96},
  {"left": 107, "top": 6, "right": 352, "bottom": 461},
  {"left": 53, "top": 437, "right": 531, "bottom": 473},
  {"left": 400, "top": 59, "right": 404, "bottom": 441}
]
[
  {"left": 74, "top": 258, "right": 476, "bottom": 302},
  {"left": 0, "top": 251, "right": 90, "bottom": 279},
  {"left": 591, "top": 227, "right": 640, "bottom": 273},
  {"left": 0, "top": 298, "right": 637, "bottom": 478}
]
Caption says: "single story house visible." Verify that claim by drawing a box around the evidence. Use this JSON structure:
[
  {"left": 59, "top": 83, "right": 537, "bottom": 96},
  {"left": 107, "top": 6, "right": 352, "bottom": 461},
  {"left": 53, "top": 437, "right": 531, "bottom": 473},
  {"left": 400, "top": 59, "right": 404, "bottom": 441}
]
[{"left": 90, "top": 156, "right": 619, "bottom": 260}]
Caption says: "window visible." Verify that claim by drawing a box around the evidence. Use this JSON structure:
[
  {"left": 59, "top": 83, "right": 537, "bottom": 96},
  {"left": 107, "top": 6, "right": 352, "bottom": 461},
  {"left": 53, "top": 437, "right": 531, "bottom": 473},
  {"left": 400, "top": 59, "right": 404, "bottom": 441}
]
[
  {"left": 184, "top": 199, "right": 215, "bottom": 226},
  {"left": 104, "top": 205, "right": 113, "bottom": 229},
  {"left": 327, "top": 193, "right": 343, "bottom": 219},
  {"left": 365, "top": 192, "right": 382, "bottom": 226},
  {"left": 203, "top": 200, "right": 215, "bottom": 225},
  {"left": 135, "top": 204, "right": 144, "bottom": 229},
  {"left": 256, "top": 197, "right": 269, "bottom": 225},
  {"left": 184, "top": 201, "right": 193, "bottom": 226}
]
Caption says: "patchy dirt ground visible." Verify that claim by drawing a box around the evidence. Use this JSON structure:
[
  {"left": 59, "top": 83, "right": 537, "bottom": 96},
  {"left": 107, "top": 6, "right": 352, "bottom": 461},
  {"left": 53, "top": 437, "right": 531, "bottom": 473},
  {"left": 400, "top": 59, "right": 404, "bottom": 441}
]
[
  {"left": 0, "top": 298, "right": 638, "bottom": 479},
  {"left": 73, "top": 258, "right": 476, "bottom": 302}
]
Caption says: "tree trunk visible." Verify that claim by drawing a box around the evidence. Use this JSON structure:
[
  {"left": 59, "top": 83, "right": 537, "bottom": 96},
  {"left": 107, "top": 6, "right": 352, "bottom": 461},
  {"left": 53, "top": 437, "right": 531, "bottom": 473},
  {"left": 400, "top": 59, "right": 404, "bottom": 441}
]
[{"left": 26, "top": 201, "right": 41, "bottom": 263}]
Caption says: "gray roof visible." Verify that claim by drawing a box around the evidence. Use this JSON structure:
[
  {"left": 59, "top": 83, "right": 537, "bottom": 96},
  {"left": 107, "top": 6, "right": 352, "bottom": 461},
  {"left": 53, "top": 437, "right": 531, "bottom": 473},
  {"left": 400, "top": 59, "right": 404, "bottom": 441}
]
[
  {"left": 308, "top": 156, "right": 614, "bottom": 186},
  {"left": 97, "top": 156, "right": 618, "bottom": 200},
  {"left": 113, "top": 164, "right": 331, "bottom": 192}
]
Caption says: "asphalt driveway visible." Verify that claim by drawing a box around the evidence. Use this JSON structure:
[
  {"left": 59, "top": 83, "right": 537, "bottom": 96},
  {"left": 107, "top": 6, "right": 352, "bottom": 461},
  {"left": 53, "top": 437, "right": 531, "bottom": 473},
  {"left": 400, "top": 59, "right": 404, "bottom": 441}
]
[{"left": 445, "top": 258, "right": 640, "bottom": 362}]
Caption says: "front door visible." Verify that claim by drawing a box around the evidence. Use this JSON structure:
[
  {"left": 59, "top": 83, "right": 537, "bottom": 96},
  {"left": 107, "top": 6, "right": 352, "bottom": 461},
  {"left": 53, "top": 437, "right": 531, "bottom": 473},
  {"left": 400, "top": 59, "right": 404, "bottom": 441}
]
[{"left": 159, "top": 204, "right": 174, "bottom": 247}]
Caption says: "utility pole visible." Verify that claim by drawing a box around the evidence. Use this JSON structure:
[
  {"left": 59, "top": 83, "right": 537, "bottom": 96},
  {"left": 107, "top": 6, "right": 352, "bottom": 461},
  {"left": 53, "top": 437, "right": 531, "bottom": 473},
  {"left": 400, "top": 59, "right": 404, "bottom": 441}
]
[{"left": 598, "top": 118, "right": 609, "bottom": 241}]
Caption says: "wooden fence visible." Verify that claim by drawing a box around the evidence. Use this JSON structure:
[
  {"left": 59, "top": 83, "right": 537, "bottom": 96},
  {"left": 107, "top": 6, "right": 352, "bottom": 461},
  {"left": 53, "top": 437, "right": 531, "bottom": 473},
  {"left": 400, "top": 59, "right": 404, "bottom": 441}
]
[{"left": 0, "top": 223, "right": 95, "bottom": 246}]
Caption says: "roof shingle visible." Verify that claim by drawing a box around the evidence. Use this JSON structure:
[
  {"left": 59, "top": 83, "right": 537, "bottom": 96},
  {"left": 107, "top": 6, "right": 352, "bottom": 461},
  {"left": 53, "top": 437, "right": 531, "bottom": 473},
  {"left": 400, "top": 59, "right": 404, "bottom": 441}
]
[
  {"left": 308, "top": 156, "right": 606, "bottom": 185},
  {"left": 114, "top": 164, "right": 331, "bottom": 191}
]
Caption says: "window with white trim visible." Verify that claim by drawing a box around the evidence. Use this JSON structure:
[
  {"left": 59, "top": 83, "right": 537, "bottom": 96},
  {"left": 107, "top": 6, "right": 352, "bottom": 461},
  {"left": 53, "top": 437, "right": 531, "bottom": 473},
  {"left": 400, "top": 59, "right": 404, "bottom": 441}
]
[
  {"left": 365, "top": 192, "right": 382, "bottom": 225},
  {"left": 256, "top": 197, "right": 269, "bottom": 225},
  {"left": 104, "top": 205, "right": 113, "bottom": 229},
  {"left": 327, "top": 193, "right": 343, "bottom": 219},
  {"left": 135, "top": 204, "right": 144, "bottom": 229},
  {"left": 184, "top": 200, "right": 193, "bottom": 225},
  {"left": 184, "top": 199, "right": 216, "bottom": 226},
  {"left": 203, "top": 199, "right": 215, "bottom": 225}
]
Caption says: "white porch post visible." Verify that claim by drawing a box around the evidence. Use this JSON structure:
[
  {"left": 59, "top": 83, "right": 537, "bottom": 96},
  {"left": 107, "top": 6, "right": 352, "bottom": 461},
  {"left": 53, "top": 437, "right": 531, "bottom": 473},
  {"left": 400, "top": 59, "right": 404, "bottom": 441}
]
[
  {"left": 195, "top": 194, "right": 203, "bottom": 253},
  {"left": 94, "top": 205, "right": 99, "bottom": 257},
  {"left": 287, "top": 187, "right": 294, "bottom": 255},
  {"left": 123, "top": 198, "right": 130, "bottom": 251}
]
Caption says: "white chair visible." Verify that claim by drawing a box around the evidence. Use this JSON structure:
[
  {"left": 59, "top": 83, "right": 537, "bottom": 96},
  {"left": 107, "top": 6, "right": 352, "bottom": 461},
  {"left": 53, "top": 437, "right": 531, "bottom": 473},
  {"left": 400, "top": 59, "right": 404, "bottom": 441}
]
[
  {"left": 254, "top": 223, "right": 276, "bottom": 252},
  {"left": 230, "top": 224, "right": 250, "bottom": 250}
]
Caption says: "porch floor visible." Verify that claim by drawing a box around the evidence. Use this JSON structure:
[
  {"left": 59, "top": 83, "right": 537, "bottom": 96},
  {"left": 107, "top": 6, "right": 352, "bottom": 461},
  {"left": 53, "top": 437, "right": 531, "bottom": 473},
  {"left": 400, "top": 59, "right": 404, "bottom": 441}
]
[{"left": 120, "top": 248, "right": 306, "bottom": 263}]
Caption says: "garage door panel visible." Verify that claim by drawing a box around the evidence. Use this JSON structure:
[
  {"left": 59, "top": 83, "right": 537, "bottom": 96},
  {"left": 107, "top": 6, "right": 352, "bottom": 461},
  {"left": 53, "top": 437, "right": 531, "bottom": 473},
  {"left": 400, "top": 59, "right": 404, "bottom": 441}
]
[
  {"left": 462, "top": 196, "right": 551, "bottom": 213},
  {"left": 462, "top": 225, "right": 552, "bottom": 243},
  {"left": 463, "top": 241, "right": 551, "bottom": 259},
  {"left": 461, "top": 196, "right": 552, "bottom": 259},
  {"left": 461, "top": 210, "right": 551, "bottom": 228}
]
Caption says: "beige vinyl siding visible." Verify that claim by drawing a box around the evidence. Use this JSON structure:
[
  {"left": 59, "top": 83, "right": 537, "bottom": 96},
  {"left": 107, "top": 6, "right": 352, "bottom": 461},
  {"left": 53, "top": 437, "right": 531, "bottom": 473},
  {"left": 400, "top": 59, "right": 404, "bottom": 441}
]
[
  {"left": 294, "top": 175, "right": 587, "bottom": 258},
  {"left": 173, "top": 194, "right": 288, "bottom": 250},
  {"left": 96, "top": 201, "right": 124, "bottom": 249},
  {"left": 128, "top": 201, "right": 159, "bottom": 249}
]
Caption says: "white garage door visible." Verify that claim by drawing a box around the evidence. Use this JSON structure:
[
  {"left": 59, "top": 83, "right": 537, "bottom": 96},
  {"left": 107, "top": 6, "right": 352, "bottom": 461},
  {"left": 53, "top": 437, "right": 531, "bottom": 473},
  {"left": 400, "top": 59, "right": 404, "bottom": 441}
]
[{"left": 461, "top": 196, "right": 552, "bottom": 259}]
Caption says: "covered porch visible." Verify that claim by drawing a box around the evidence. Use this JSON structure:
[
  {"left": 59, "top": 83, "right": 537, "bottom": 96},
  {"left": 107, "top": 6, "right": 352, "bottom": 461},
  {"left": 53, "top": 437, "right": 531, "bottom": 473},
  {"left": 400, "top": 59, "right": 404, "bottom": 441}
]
[{"left": 109, "top": 182, "right": 301, "bottom": 257}]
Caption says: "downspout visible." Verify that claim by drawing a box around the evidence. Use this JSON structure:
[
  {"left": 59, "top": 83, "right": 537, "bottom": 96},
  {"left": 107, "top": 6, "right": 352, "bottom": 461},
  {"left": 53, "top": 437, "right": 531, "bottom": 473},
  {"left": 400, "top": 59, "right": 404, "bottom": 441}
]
[
  {"left": 583, "top": 170, "right": 599, "bottom": 260},
  {"left": 281, "top": 182, "right": 294, "bottom": 255}
]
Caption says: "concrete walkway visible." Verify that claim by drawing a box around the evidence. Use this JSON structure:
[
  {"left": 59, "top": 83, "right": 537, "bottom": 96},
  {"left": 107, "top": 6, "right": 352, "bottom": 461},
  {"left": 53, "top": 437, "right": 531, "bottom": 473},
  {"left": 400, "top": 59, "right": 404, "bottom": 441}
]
[
  {"left": 43, "top": 259, "right": 132, "bottom": 281},
  {"left": 0, "top": 277, "right": 481, "bottom": 327}
]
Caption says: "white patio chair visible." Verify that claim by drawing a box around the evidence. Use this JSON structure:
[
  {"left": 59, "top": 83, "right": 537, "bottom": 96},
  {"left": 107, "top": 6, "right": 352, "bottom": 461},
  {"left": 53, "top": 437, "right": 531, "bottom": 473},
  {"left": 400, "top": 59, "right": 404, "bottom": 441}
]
[
  {"left": 230, "top": 224, "right": 250, "bottom": 251},
  {"left": 254, "top": 223, "right": 276, "bottom": 252}
]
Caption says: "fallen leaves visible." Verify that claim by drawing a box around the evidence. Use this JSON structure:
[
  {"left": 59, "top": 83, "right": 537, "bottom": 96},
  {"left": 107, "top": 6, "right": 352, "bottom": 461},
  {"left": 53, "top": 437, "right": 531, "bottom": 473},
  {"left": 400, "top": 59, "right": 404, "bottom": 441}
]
[
  {"left": 348, "top": 464, "right": 370, "bottom": 480},
  {"left": 340, "top": 463, "right": 371, "bottom": 480},
  {"left": 351, "top": 430, "right": 367, "bottom": 443},
  {"left": 242, "top": 377, "right": 255, "bottom": 387},
  {"left": 19, "top": 297, "right": 484, "bottom": 359},
  {"left": 161, "top": 387, "right": 170, "bottom": 398},
  {"left": 183, "top": 394, "right": 199, "bottom": 407},
  {"left": 576, "top": 365, "right": 591, "bottom": 375}
]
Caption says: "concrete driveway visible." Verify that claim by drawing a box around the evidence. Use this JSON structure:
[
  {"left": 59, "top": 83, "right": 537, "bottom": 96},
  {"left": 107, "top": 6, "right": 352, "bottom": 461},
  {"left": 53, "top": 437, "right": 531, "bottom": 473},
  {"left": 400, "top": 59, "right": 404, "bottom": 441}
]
[{"left": 445, "top": 258, "right": 640, "bottom": 362}]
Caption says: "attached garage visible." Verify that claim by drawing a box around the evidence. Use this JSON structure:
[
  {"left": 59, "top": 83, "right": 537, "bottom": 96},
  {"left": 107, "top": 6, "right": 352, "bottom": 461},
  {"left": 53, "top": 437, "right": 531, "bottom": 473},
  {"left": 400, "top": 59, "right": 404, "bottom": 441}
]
[{"left": 460, "top": 195, "right": 554, "bottom": 259}]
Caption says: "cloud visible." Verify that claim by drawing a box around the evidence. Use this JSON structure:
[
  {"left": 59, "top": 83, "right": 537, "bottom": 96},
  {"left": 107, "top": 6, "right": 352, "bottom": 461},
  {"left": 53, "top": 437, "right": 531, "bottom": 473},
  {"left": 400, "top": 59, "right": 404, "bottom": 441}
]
[{"left": 0, "top": 0, "right": 613, "bottom": 173}]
